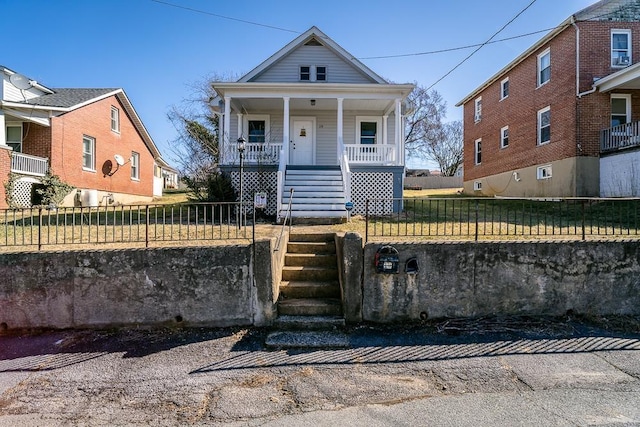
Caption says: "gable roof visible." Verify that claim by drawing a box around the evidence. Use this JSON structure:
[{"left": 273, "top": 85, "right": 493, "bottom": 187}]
[
  {"left": 25, "top": 88, "right": 118, "bottom": 108},
  {"left": 238, "top": 26, "right": 388, "bottom": 84},
  {"left": 456, "top": 0, "right": 640, "bottom": 107}
]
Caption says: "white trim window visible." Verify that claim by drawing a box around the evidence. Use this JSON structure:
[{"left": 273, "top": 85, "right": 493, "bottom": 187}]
[
  {"left": 474, "top": 97, "right": 482, "bottom": 122},
  {"left": 537, "top": 164, "right": 552, "bottom": 180},
  {"left": 131, "top": 151, "right": 140, "bottom": 180},
  {"left": 537, "top": 48, "right": 551, "bottom": 87},
  {"left": 612, "top": 30, "right": 632, "bottom": 67},
  {"left": 111, "top": 106, "right": 120, "bottom": 133},
  {"left": 474, "top": 138, "right": 482, "bottom": 165},
  {"left": 538, "top": 106, "right": 551, "bottom": 145},
  {"left": 500, "top": 78, "right": 509, "bottom": 100},
  {"left": 299, "top": 66, "right": 311, "bottom": 81},
  {"left": 500, "top": 126, "right": 509, "bottom": 149},
  {"left": 6, "top": 123, "right": 22, "bottom": 152},
  {"left": 611, "top": 94, "right": 631, "bottom": 127},
  {"left": 243, "top": 114, "right": 270, "bottom": 143},
  {"left": 316, "top": 66, "right": 327, "bottom": 81},
  {"left": 300, "top": 65, "right": 327, "bottom": 82},
  {"left": 82, "top": 135, "right": 96, "bottom": 171},
  {"left": 356, "top": 116, "right": 382, "bottom": 152}
]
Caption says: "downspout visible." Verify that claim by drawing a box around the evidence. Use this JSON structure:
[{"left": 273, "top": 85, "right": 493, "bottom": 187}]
[{"left": 574, "top": 20, "right": 598, "bottom": 99}]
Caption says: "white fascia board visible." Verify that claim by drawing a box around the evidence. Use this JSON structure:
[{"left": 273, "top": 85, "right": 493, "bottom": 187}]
[
  {"left": 2, "top": 107, "right": 51, "bottom": 126},
  {"left": 1, "top": 100, "right": 68, "bottom": 112},
  {"left": 596, "top": 61, "right": 640, "bottom": 92},
  {"left": 213, "top": 82, "right": 415, "bottom": 100}
]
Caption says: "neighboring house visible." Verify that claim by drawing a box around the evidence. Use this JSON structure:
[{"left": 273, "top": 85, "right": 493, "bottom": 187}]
[
  {"left": 0, "top": 65, "right": 169, "bottom": 209},
  {"left": 211, "top": 26, "right": 414, "bottom": 220},
  {"left": 457, "top": 0, "right": 640, "bottom": 197}
]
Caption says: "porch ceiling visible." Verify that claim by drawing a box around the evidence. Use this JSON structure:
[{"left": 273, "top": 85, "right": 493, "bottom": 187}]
[{"left": 596, "top": 62, "right": 640, "bottom": 92}]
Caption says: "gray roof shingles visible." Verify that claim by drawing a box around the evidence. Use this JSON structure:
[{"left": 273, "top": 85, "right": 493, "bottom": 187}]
[{"left": 25, "top": 88, "right": 118, "bottom": 108}]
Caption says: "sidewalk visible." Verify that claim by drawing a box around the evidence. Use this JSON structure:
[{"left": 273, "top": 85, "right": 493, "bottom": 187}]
[{"left": 1, "top": 317, "right": 639, "bottom": 426}]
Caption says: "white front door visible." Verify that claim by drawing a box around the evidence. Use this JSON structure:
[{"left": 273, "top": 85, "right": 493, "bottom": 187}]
[{"left": 290, "top": 119, "right": 314, "bottom": 165}]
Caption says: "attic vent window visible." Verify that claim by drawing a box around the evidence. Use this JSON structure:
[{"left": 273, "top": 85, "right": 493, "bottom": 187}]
[{"left": 305, "top": 38, "right": 323, "bottom": 46}]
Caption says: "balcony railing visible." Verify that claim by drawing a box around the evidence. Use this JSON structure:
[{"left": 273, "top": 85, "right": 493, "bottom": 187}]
[
  {"left": 344, "top": 144, "right": 397, "bottom": 164},
  {"left": 601, "top": 121, "right": 640, "bottom": 153},
  {"left": 223, "top": 142, "right": 282, "bottom": 165},
  {"left": 11, "top": 152, "right": 49, "bottom": 176}
]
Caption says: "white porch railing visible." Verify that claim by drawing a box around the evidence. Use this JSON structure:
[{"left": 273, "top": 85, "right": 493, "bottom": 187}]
[
  {"left": 338, "top": 137, "right": 351, "bottom": 204},
  {"left": 11, "top": 152, "right": 48, "bottom": 176},
  {"left": 601, "top": 121, "right": 640, "bottom": 153},
  {"left": 224, "top": 142, "right": 282, "bottom": 165},
  {"left": 276, "top": 148, "right": 286, "bottom": 222},
  {"left": 344, "top": 144, "right": 397, "bottom": 164}
]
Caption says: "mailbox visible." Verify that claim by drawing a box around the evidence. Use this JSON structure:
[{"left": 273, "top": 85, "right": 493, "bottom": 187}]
[{"left": 375, "top": 245, "right": 399, "bottom": 274}]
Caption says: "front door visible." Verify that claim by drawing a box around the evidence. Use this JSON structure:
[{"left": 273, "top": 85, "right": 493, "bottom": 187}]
[{"left": 290, "top": 119, "right": 314, "bottom": 165}]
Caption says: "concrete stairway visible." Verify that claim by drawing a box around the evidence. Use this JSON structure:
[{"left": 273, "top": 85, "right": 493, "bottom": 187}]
[
  {"left": 281, "top": 166, "right": 347, "bottom": 221},
  {"left": 266, "top": 233, "right": 348, "bottom": 349}
]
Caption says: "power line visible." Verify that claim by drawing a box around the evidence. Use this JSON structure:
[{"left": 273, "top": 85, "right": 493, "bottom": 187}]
[
  {"left": 149, "top": 0, "right": 300, "bottom": 34},
  {"left": 425, "top": 0, "right": 539, "bottom": 92}
]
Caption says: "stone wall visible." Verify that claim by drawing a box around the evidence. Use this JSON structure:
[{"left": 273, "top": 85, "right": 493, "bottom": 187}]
[
  {"left": 0, "top": 241, "right": 276, "bottom": 331},
  {"left": 363, "top": 240, "right": 640, "bottom": 322}
]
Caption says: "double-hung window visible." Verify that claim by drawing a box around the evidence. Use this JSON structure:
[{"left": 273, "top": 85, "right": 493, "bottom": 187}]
[
  {"left": 611, "top": 94, "right": 631, "bottom": 127},
  {"left": 356, "top": 116, "right": 382, "bottom": 153},
  {"left": 474, "top": 139, "right": 482, "bottom": 165},
  {"left": 300, "top": 65, "right": 327, "bottom": 82},
  {"left": 131, "top": 151, "right": 140, "bottom": 180},
  {"left": 300, "top": 66, "right": 311, "bottom": 81},
  {"left": 82, "top": 135, "right": 96, "bottom": 171},
  {"left": 612, "top": 30, "right": 631, "bottom": 67},
  {"left": 244, "top": 115, "right": 270, "bottom": 144},
  {"left": 538, "top": 49, "right": 551, "bottom": 87},
  {"left": 501, "top": 126, "right": 509, "bottom": 149},
  {"left": 6, "top": 124, "right": 22, "bottom": 152},
  {"left": 501, "top": 78, "right": 509, "bottom": 100},
  {"left": 111, "top": 106, "right": 120, "bottom": 133},
  {"left": 538, "top": 107, "right": 551, "bottom": 145},
  {"left": 474, "top": 97, "right": 482, "bottom": 122},
  {"left": 316, "top": 66, "right": 327, "bottom": 81}
]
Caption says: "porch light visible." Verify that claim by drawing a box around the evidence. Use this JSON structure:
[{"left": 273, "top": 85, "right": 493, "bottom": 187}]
[{"left": 310, "top": 99, "right": 316, "bottom": 106}]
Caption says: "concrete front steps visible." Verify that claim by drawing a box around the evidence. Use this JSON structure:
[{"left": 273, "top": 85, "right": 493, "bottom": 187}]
[
  {"left": 266, "top": 233, "right": 347, "bottom": 349},
  {"left": 280, "top": 167, "right": 347, "bottom": 222}
]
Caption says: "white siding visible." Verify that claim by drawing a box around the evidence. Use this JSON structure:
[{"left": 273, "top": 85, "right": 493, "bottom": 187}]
[
  {"left": 252, "top": 45, "right": 376, "bottom": 84},
  {"left": 600, "top": 150, "right": 640, "bottom": 196},
  {"left": 2, "top": 74, "right": 49, "bottom": 102}
]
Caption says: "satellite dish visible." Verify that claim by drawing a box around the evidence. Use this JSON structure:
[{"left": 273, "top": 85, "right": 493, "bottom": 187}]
[
  {"left": 114, "top": 154, "right": 125, "bottom": 166},
  {"left": 9, "top": 73, "right": 33, "bottom": 90}
]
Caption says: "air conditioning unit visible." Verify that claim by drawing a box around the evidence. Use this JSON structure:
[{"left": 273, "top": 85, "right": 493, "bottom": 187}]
[
  {"left": 616, "top": 56, "right": 630, "bottom": 66},
  {"left": 473, "top": 181, "right": 482, "bottom": 191}
]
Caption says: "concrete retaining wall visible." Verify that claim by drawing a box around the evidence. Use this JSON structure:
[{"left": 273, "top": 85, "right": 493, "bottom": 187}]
[
  {"left": 0, "top": 241, "right": 277, "bottom": 330},
  {"left": 363, "top": 240, "right": 640, "bottom": 322}
]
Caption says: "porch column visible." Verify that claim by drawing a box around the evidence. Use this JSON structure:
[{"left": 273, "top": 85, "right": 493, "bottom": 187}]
[
  {"left": 283, "top": 97, "right": 290, "bottom": 164},
  {"left": 236, "top": 113, "right": 243, "bottom": 139},
  {"left": 337, "top": 97, "right": 344, "bottom": 161},
  {"left": 0, "top": 111, "right": 6, "bottom": 146},
  {"left": 223, "top": 97, "right": 231, "bottom": 163},
  {"left": 395, "top": 98, "right": 402, "bottom": 166}
]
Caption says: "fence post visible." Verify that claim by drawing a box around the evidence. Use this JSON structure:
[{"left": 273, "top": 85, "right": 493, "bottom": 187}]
[
  {"left": 581, "top": 200, "right": 586, "bottom": 241},
  {"left": 365, "top": 199, "right": 369, "bottom": 243},
  {"left": 145, "top": 205, "right": 150, "bottom": 248},
  {"left": 474, "top": 199, "right": 479, "bottom": 241},
  {"left": 38, "top": 207, "right": 43, "bottom": 251}
]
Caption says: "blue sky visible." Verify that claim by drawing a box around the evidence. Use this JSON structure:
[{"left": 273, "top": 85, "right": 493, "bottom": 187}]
[{"left": 3, "top": 0, "right": 594, "bottom": 169}]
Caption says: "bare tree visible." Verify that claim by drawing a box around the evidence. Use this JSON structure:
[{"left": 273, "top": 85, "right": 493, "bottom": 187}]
[
  {"left": 404, "top": 84, "right": 447, "bottom": 159},
  {"left": 425, "top": 120, "right": 463, "bottom": 176}
]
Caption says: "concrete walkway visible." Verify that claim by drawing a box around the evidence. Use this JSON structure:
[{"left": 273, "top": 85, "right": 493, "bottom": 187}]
[{"left": 1, "top": 319, "right": 639, "bottom": 426}]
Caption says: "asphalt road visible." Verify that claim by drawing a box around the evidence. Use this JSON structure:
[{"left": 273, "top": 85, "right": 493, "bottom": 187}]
[{"left": 1, "top": 317, "right": 639, "bottom": 426}]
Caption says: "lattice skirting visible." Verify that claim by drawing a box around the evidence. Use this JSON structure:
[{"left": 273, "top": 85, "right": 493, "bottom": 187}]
[
  {"left": 229, "top": 171, "right": 278, "bottom": 216},
  {"left": 11, "top": 176, "right": 42, "bottom": 208},
  {"left": 350, "top": 172, "right": 394, "bottom": 215}
]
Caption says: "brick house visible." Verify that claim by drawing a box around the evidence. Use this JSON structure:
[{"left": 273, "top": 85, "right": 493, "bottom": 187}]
[
  {"left": 1, "top": 65, "right": 170, "bottom": 209},
  {"left": 457, "top": 0, "right": 640, "bottom": 197}
]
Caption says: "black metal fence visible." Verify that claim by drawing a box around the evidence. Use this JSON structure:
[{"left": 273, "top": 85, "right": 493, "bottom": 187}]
[
  {"left": 0, "top": 202, "right": 253, "bottom": 250},
  {"left": 365, "top": 197, "right": 640, "bottom": 242}
]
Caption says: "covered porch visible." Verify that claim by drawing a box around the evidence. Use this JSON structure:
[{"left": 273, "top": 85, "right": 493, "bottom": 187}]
[{"left": 0, "top": 110, "right": 50, "bottom": 176}]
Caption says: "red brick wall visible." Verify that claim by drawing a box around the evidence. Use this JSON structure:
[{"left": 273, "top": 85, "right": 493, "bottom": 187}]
[
  {"left": 463, "top": 27, "right": 578, "bottom": 182},
  {"left": 22, "top": 123, "right": 52, "bottom": 159},
  {"left": 0, "top": 147, "right": 11, "bottom": 209},
  {"left": 49, "top": 95, "right": 154, "bottom": 197}
]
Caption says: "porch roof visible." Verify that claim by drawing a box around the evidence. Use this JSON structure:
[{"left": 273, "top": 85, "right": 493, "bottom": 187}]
[{"left": 595, "top": 61, "right": 640, "bottom": 92}]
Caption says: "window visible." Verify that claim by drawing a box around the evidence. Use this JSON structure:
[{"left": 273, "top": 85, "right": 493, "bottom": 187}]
[
  {"left": 316, "top": 66, "right": 327, "bottom": 81},
  {"left": 538, "top": 107, "right": 551, "bottom": 145},
  {"left": 474, "top": 138, "right": 482, "bottom": 165},
  {"left": 501, "top": 78, "right": 509, "bottom": 100},
  {"left": 611, "top": 94, "right": 631, "bottom": 127},
  {"left": 537, "top": 165, "right": 552, "bottom": 180},
  {"left": 474, "top": 97, "right": 482, "bottom": 122},
  {"left": 300, "top": 66, "right": 310, "bottom": 81},
  {"left": 356, "top": 116, "right": 382, "bottom": 145},
  {"left": 110, "top": 106, "right": 120, "bottom": 133},
  {"left": 501, "top": 126, "right": 509, "bottom": 149},
  {"left": 6, "top": 124, "right": 22, "bottom": 152},
  {"left": 538, "top": 49, "right": 551, "bottom": 86},
  {"left": 243, "top": 115, "right": 270, "bottom": 144},
  {"left": 612, "top": 30, "right": 631, "bottom": 67},
  {"left": 82, "top": 136, "right": 95, "bottom": 171},
  {"left": 131, "top": 151, "right": 140, "bottom": 180}
]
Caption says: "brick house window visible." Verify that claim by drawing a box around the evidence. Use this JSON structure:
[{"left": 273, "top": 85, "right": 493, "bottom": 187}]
[
  {"left": 537, "top": 164, "right": 552, "bottom": 180},
  {"left": 111, "top": 106, "right": 120, "bottom": 133},
  {"left": 474, "top": 97, "right": 482, "bottom": 122},
  {"left": 501, "top": 126, "right": 509, "bottom": 149},
  {"left": 501, "top": 78, "right": 509, "bottom": 100},
  {"left": 538, "top": 107, "right": 551, "bottom": 145},
  {"left": 537, "top": 49, "right": 550, "bottom": 87},
  {"left": 612, "top": 30, "right": 631, "bottom": 67},
  {"left": 474, "top": 138, "right": 482, "bottom": 165},
  {"left": 82, "top": 136, "right": 95, "bottom": 171},
  {"left": 611, "top": 94, "right": 631, "bottom": 127},
  {"left": 131, "top": 151, "right": 140, "bottom": 180},
  {"left": 6, "top": 123, "right": 22, "bottom": 152}
]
